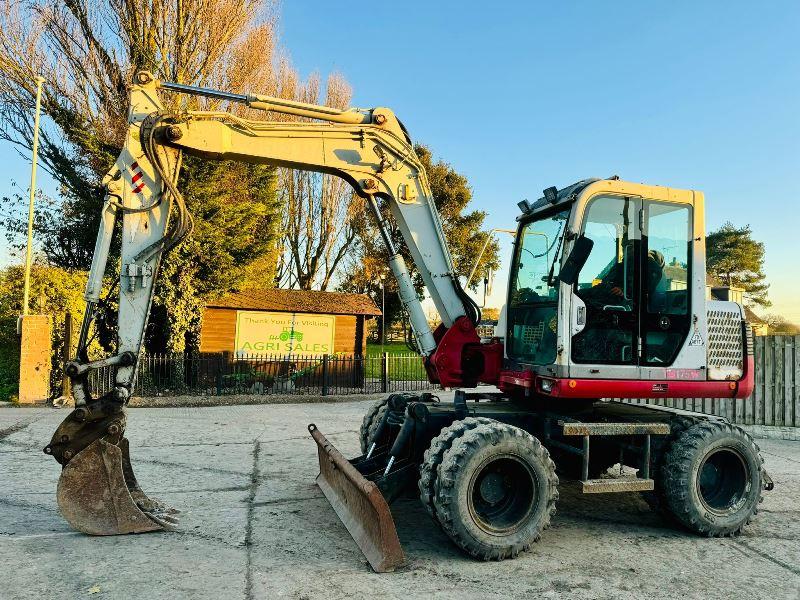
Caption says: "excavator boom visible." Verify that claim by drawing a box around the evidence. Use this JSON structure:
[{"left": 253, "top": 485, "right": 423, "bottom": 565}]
[{"left": 46, "top": 72, "right": 489, "bottom": 546}]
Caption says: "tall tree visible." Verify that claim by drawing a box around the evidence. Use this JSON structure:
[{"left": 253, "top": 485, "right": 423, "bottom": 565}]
[
  {"left": 763, "top": 314, "right": 799, "bottom": 334},
  {"left": 0, "top": 1, "right": 281, "bottom": 266},
  {"left": 0, "top": 1, "right": 337, "bottom": 351},
  {"left": 339, "top": 144, "right": 500, "bottom": 333},
  {"left": 272, "top": 72, "right": 362, "bottom": 291},
  {"left": 707, "top": 222, "right": 770, "bottom": 308}
]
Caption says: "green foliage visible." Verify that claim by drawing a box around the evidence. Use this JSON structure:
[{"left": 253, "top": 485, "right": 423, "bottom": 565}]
[
  {"left": 415, "top": 144, "right": 501, "bottom": 285},
  {"left": 0, "top": 316, "right": 19, "bottom": 401},
  {"left": 339, "top": 144, "right": 500, "bottom": 331},
  {"left": 365, "top": 341, "right": 415, "bottom": 356},
  {"left": 0, "top": 264, "right": 102, "bottom": 400},
  {"left": 179, "top": 157, "right": 281, "bottom": 296},
  {"left": 707, "top": 222, "right": 770, "bottom": 307},
  {"left": 149, "top": 255, "right": 203, "bottom": 353}
]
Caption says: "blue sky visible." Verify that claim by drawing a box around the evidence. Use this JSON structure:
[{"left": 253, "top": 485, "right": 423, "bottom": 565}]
[
  {"left": 279, "top": 0, "right": 800, "bottom": 320},
  {"left": 2, "top": 1, "right": 798, "bottom": 320}
]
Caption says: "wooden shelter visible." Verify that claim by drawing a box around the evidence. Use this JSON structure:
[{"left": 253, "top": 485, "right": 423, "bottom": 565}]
[{"left": 199, "top": 289, "right": 382, "bottom": 356}]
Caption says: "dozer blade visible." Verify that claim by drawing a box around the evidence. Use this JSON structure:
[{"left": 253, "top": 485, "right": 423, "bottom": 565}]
[
  {"left": 57, "top": 437, "right": 178, "bottom": 535},
  {"left": 308, "top": 424, "right": 404, "bottom": 573}
]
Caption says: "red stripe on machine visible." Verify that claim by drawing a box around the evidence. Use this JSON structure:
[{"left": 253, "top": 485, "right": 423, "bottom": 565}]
[{"left": 541, "top": 377, "right": 747, "bottom": 399}]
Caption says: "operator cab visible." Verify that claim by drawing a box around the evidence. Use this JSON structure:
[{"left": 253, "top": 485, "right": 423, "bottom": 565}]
[{"left": 506, "top": 177, "right": 706, "bottom": 385}]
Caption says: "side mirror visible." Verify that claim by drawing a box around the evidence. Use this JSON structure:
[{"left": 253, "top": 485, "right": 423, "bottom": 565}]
[{"left": 558, "top": 235, "right": 594, "bottom": 286}]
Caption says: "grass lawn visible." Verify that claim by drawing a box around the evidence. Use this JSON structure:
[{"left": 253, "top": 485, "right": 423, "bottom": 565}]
[
  {"left": 364, "top": 341, "right": 428, "bottom": 381},
  {"left": 365, "top": 341, "right": 416, "bottom": 356}
]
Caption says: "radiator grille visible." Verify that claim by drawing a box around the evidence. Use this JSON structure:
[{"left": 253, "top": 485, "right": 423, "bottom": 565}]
[{"left": 707, "top": 309, "right": 744, "bottom": 369}]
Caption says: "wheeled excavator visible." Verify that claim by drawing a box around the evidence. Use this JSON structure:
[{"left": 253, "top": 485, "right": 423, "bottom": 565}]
[{"left": 47, "top": 72, "right": 772, "bottom": 572}]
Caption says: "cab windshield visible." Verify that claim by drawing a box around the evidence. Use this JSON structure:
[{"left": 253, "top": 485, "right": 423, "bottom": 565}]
[{"left": 506, "top": 207, "right": 571, "bottom": 365}]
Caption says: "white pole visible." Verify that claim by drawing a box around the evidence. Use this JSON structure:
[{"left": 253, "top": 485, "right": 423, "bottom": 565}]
[
  {"left": 466, "top": 228, "right": 517, "bottom": 289},
  {"left": 380, "top": 273, "right": 386, "bottom": 353},
  {"left": 22, "top": 76, "right": 45, "bottom": 317}
]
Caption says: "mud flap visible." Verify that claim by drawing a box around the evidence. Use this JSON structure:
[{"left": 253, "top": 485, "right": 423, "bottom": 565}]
[
  {"left": 57, "top": 437, "right": 177, "bottom": 535},
  {"left": 308, "top": 424, "right": 404, "bottom": 573}
]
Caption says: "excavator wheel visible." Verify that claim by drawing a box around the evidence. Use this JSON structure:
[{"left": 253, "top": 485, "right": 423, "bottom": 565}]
[
  {"left": 358, "top": 393, "right": 417, "bottom": 454},
  {"left": 432, "top": 421, "right": 558, "bottom": 560},
  {"left": 659, "top": 421, "right": 763, "bottom": 537},
  {"left": 642, "top": 415, "right": 700, "bottom": 516},
  {"left": 418, "top": 417, "right": 494, "bottom": 524},
  {"left": 359, "top": 397, "right": 390, "bottom": 454}
]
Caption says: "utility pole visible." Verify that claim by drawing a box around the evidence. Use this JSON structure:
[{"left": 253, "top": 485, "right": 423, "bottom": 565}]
[
  {"left": 17, "top": 75, "right": 52, "bottom": 404},
  {"left": 22, "top": 76, "right": 45, "bottom": 317},
  {"left": 380, "top": 273, "right": 386, "bottom": 353}
]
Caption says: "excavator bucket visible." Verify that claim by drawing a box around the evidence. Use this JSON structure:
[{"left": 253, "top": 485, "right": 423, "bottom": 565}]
[
  {"left": 308, "top": 424, "right": 404, "bottom": 573},
  {"left": 56, "top": 437, "right": 178, "bottom": 535}
]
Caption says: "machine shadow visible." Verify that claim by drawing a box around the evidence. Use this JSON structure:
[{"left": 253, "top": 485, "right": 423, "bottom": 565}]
[{"left": 390, "top": 481, "right": 675, "bottom": 565}]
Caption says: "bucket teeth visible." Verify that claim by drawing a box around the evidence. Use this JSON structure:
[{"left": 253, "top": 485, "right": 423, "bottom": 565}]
[
  {"left": 119, "top": 436, "right": 181, "bottom": 522},
  {"left": 56, "top": 437, "right": 178, "bottom": 535},
  {"left": 140, "top": 507, "right": 180, "bottom": 528}
]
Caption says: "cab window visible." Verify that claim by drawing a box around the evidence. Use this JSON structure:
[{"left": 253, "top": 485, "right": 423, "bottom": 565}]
[
  {"left": 572, "top": 196, "right": 640, "bottom": 364},
  {"left": 506, "top": 207, "right": 570, "bottom": 365},
  {"left": 643, "top": 202, "right": 692, "bottom": 364}
]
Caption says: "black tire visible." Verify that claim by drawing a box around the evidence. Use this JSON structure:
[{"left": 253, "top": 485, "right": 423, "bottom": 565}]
[
  {"left": 643, "top": 415, "right": 700, "bottom": 514},
  {"left": 418, "top": 417, "right": 494, "bottom": 524},
  {"left": 661, "top": 421, "right": 763, "bottom": 536},
  {"left": 359, "top": 397, "right": 390, "bottom": 454},
  {"left": 433, "top": 422, "right": 559, "bottom": 560}
]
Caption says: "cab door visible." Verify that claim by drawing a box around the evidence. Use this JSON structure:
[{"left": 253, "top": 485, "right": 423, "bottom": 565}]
[
  {"left": 569, "top": 195, "right": 642, "bottom": 379},
  {"left": 640, "top": 201, "right": 693, "bottom": 368}
]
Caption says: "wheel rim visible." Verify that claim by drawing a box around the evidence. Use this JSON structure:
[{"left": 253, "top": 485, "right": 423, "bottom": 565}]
[
  {"left": 468, "top": 454, "right": 538, "bottom": 534},
  {"left": 697, "top": 447, "right": 751, "bottom": 514}
]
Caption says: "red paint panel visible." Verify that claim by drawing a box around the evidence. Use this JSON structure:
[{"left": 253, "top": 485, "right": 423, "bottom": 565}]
[
  {"left": 475, "top": 341, "right": 504, "bottom": 385},
  {"left": 544, "top": 377, "right": 739, "bottom": 399},
  {"left": 736, "top": 356, "right": 755, "bottom": 399},
  {"left": 423, "top": 319, "right": 504, "bottom": 388},
  {"left": 498, "top": 371, "right": 533, "bottom": 388},
  {"left": 496, "top": 368, "right": 754, "bottom": 400},
  {"left": 429, "top": 317, "right": 481, "bottom": 388},
  {"left": 132, "top": 182, "right": 146, "bottom": 194},
  {"left": 131, "top": 171, "right": 143, "bottom": 183}
]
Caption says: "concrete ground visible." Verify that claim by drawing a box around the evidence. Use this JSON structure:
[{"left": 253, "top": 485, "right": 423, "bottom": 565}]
[{"left": 1, "top": 398, "right": 798, "bottom": 600}]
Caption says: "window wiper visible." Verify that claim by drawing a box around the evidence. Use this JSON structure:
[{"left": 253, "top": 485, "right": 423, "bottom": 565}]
[{"left": 546, "top": 224, "right": 567, "bottom": 287}]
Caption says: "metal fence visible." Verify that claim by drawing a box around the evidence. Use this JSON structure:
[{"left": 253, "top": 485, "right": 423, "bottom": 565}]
[
  {"left": 87, "top": 336, "right": 800, "bottom": 428},
  {"left": 626, "top": 335, "right": 800, "bottom": 427},
  {"left": 88, "top": 352, "right": 435, "bottom": 397}
]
